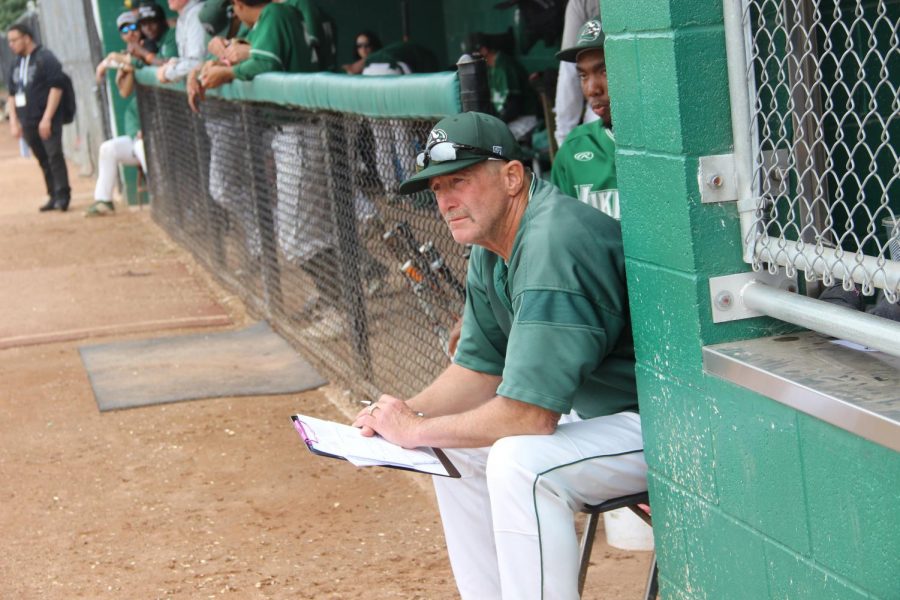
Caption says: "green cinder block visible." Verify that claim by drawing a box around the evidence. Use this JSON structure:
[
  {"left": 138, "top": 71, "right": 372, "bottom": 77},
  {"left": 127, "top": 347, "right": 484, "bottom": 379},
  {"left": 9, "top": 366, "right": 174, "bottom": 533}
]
[
  {"left": 765, "top": 543, "right": 874, "bottom": 600},
  {"left": 647, "top": 474, "right": 693, "bottom": 592},
  {"left": 693, "top": 504, "right": 771, "bottom": 599},
  {"left": 602, "top": 0, "right": 673, "bottom": 33},
  {"left": 625, "top": 260, "right": 706, "bottom": 381},
  {"left": 606, "top": 37, "right": 646, "bottom": 149},
  {"left": 637, "top": 364, "right": 717, "bottom": 502},
  {"left": 672, "top": 28, "right": 733, "bottom": 155},
  {"left": 618, "top": 151, "right": 695, "bottom": 271},
  {"left": 656, "top": 575, "right": 698, "bottom": 600},
  {"left": 604, "top": 0, "right": 727, "bottom": 33},
  {"left": 649, "top": 475, "right": 770, "bottom": 599},
  {"left": 607, "top": 30, "right": 732, "bottom": 157},
  {"left": 799, "top": 415, "right": 900, "bottom": 599},
  {"left": 709, "top": 384, "right": 811, "bottom": 553},
  {"left": 630, "top": 35, "right": 684, "bottom": 155}
]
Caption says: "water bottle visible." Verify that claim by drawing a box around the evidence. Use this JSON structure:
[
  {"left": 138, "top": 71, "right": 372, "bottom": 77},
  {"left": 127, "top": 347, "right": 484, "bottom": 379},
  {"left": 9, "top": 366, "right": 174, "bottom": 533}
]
[{"left": 19, "top": 137, "right": 30, "bottom": 158}]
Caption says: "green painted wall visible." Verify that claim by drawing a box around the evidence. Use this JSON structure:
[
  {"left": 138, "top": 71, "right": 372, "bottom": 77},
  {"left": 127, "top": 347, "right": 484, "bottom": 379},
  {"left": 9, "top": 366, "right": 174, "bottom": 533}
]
[
  {"left": 441, "top": 0, "right": 560, "bottom": 73},
  {"left": 604, "top": 0, "right": 900, "bottom": 598},
  {"left": 315, "top": 0, "right": 449, "bottom": 69}
]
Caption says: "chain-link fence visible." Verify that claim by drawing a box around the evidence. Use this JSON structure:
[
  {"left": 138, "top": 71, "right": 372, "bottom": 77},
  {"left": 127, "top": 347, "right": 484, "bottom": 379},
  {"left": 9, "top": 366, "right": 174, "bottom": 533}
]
[
  {"left": 138, "top": 86, "right": 467, "bottom": 402},
  {"left": 740, "top": 0, "right": 898, "bottom": 303}
]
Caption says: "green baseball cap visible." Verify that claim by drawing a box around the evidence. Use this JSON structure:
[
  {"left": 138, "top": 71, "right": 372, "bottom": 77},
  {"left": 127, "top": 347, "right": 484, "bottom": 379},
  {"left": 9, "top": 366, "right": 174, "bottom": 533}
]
[
  {"left": 399, "top": 112, "right": 525, "bottom": 195},
  {"left": 199, "top": 0, "right": 233, "bottom": 38},
  {"left": 556, "top": 19, "right": 605, "bottom": 63}
]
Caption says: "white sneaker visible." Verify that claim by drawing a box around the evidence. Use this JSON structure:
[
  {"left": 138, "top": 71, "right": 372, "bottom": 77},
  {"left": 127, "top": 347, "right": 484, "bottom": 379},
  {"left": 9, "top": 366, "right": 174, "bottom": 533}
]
[{"left": 302, "top": 306, "right": 346, "bottom": 340}]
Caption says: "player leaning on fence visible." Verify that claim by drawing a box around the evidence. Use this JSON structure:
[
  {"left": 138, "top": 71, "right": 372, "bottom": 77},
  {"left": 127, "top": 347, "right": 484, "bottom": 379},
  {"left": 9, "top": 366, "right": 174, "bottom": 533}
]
[
  {"left": 190, "top": 0, "right": 312, "bottom": 96},
  {"left": 155, "top": 0, "right": 206, "bottom": 84},
  {"left": 353, "top": 111, "right": 646, "bottom": 600}
]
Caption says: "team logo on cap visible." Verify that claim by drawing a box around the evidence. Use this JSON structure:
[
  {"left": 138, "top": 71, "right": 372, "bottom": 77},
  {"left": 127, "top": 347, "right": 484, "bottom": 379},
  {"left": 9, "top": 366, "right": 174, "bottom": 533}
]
[
  {"left": 428, "top": 129, "right": 448, "bottom": 146},
  {"left": 579, "top": 20, "right": 603, "bottom": 43},
  {"left": 574, "top": 151, "right": 594, "bottom": 161}
]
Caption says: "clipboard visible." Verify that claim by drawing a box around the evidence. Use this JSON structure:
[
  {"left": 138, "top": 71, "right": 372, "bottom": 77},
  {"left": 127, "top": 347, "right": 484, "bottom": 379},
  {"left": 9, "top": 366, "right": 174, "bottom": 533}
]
[{"left": 291, "top": 415, "right": 460, "bottom": 478}]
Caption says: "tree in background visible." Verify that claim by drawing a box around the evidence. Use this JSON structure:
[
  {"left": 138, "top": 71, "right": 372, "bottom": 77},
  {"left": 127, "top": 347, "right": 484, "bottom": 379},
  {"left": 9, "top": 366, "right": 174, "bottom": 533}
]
[{"left": 0, "top": 0, "right": 30, "bottom": 31}]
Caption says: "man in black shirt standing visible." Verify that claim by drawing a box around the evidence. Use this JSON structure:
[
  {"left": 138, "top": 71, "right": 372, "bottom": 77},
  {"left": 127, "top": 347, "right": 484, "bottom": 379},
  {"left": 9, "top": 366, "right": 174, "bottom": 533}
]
[{"left": 6, "top": 23, "right": 71, "bottom": 212}]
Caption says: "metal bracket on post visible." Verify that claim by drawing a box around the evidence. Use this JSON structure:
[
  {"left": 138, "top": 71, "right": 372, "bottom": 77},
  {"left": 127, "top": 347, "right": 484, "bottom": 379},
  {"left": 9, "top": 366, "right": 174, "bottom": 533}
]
[
  {"left": 709, "top": 269, "right": 797, "bottom": 323},
  {"left": 699, "top": 153, "right": 737, "bottom": 204}
]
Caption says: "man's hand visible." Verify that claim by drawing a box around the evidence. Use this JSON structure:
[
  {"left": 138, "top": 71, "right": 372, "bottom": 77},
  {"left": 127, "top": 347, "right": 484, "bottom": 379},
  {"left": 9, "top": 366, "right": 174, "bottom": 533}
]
[
  {"left": 156, "top": 59, "right": 177, "bottom": 84},
  {"left": 38, "top": 118, "right": 52, "bottom": 140},
  {"left": 9, "top": 119, "right": 22, "bottom": 139},
  {"left": 207, "top": 36, "right": 229, "bottom": 60},
  {"left": 186, "top": 66, "right": 205, "bottom": 113},
  {"left": 200, "top": 64, "right": 235, "bottom": 90},
  {"left": 222, "top": 41, "right": 250, "bottom": 66},
  {"left": 352, "top": 395, "right": 423, "bottom": 448}
]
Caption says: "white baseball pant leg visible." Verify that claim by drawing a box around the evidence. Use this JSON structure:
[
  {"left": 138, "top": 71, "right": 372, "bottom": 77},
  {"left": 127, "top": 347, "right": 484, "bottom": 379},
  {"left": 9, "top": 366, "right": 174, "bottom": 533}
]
[
  {"left": 133, "top": 138, "right": 147, "bottom": 176},
  {"left": 433, "top": 411, "right": 647, "bottom": 600},
  {"left": 94, "top": 136, "right": 140, "bottom": 202}
]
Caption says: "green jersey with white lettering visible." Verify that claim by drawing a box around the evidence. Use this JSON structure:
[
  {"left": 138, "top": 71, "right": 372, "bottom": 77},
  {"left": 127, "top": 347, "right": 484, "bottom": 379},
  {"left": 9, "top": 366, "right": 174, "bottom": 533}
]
[{"left": 551, "top": 121, "right": 619, "bottom": 219}]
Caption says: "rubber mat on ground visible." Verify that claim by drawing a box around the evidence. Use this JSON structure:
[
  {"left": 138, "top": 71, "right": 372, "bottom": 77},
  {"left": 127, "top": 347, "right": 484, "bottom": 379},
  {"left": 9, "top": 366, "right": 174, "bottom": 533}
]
[{"left": 80, "top": 321, "right": 326, "bottom": 411}]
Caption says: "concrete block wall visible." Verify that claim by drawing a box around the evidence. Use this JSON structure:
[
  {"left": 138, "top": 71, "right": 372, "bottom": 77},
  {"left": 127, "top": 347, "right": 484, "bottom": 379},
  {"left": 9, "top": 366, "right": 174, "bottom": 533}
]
[{"left": 603, "top": 0, "right": 900, "bottom": 598}]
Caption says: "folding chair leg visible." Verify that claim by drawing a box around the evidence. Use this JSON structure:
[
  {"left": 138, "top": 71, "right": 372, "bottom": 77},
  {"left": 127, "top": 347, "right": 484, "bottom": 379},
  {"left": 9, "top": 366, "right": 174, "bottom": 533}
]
[
  {"left": 643, "top": 552, "right": 658, "bottom": 600},
  {"left": 578, "top": 511, "right": 601, "bottom": 597}
]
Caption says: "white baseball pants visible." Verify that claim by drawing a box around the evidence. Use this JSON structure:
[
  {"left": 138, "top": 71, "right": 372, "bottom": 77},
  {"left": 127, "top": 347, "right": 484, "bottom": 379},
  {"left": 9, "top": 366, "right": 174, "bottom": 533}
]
[
  {"left": 94, "top": 136, "right": 146, "bottom": 202},
  {"left": 433, "top": 411, "right": 647, "bottom": 600}
]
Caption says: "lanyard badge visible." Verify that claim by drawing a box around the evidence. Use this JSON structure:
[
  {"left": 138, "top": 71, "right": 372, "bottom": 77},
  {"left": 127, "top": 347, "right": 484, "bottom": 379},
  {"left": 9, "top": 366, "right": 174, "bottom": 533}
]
[{"left": 14, "top": 55, "right": 30, "bottom": 107}]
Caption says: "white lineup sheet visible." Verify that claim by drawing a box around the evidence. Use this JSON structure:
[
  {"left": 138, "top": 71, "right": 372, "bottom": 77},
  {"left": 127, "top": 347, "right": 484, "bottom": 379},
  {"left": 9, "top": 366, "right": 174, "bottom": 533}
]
[{"left": 293, "top": 414, "right": 451, "bottom": 476}]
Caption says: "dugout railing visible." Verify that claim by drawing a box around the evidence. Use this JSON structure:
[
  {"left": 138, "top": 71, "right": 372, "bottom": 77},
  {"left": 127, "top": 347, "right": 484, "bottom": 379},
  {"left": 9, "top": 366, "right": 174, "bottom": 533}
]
[{"left": 134, "top": 69, "right": 465, "bottom": 403}]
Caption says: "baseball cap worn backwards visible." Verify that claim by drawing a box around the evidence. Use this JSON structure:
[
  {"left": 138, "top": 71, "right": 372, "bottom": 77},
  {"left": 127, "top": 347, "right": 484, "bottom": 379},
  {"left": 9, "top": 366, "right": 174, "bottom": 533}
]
[
  {"left": 399, "top": 112, "right": 525, "bottom": 195},
  {"left": 117, "top": 11, "right": 138, "bottom": 28},
  {"left": 556, "top": 19, "right": 605, "bottom": 63}
]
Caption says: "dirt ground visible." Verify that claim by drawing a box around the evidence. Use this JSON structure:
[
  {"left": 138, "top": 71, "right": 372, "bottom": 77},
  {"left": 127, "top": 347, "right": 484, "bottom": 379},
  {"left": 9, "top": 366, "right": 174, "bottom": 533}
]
[{"left": 0, "top": 123, "right": 652, "bottom": 599}]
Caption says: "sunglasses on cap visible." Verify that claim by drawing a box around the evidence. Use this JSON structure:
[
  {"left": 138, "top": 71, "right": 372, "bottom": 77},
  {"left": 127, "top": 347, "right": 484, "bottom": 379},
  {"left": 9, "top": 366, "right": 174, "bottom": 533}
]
[
  {"left": 415, "top": 141, "right": 507, "bottom": 173},
  {"left": 119, "top": 23, "right": 138, "bottom": 33}
]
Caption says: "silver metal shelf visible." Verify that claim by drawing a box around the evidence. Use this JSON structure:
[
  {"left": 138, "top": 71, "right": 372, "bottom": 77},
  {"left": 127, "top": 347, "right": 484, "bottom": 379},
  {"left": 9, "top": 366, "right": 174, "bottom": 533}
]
[{"left": 703, "top": 332, "right": 899, "bottom": 452}]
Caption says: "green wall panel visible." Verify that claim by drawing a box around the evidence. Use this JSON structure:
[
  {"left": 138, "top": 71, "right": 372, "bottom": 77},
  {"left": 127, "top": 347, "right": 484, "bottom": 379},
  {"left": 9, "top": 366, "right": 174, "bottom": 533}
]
[
  {"left": 606, "top": 36, "right": 647, "bottom": 149},
  {"left": 709, "top": 383, "right": 811, "bottom": 553},
  {"left": 624, "top": 259, "right": 706, "bottom": 381},
  {"left": 617, "top": 35, "right": 683, "bottom": 154},
  {"left": 316, "top": 0, "right": 450, "bottom": 69},
  {"left": 764, "top": 544, "right": 874, "bottom": 600},
  {"left": 649, "top": 475, "right": 772, "bottom": 599},
  {"left": 617, "top": 151, "right": 696, "bottom": 272},
  {"left": 671, "top": 28, "right": 733, "bottom": 156},
  {"left": 603, "top": 0, "right": 726, "bottom": 33},
  {"left": 441, "top": 0, "right": 561, "bottom": 73},
  {"left": 799, "top": 414, "right": 900, "bottom": 599},
  {"left": 637, "top": 364, "right": 717, "bottom": 502},
  {"left": 646, "top": 475, "right": 694, "bottom": 593}
]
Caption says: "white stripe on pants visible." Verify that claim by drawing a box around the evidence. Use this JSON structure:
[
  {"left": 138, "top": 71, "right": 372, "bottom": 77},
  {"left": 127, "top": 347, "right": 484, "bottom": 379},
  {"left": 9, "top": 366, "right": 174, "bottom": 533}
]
[
  {"left": 94, "top": 136, "right": 146, "bottom": 202},
  {"left": 433, "top": 411, "right": 647, "bottom": 600}
]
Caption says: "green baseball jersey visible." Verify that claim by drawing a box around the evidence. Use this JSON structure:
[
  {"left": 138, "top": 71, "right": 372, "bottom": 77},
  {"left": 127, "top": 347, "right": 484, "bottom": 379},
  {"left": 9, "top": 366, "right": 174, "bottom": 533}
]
[
  {"left": 123, "top": 95, "right": 140, "bottom": 139},
  {"left": 157, "top": 28, "right": 179, "bottom": 60},
  {"left": 454, "top": 177, "right": 637, "bottom": 419},
  {"left": 282, "top": 0, "right": 335, "bottom": 70},
  {"left": 551, "top": 121, "right": 619, "bottom": 219},
  {"left": 488, "top": 51, "right": 539, "bottom": 120},
  {"left": 232, "top": 3, "right": 313, "bottom": 81}
]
